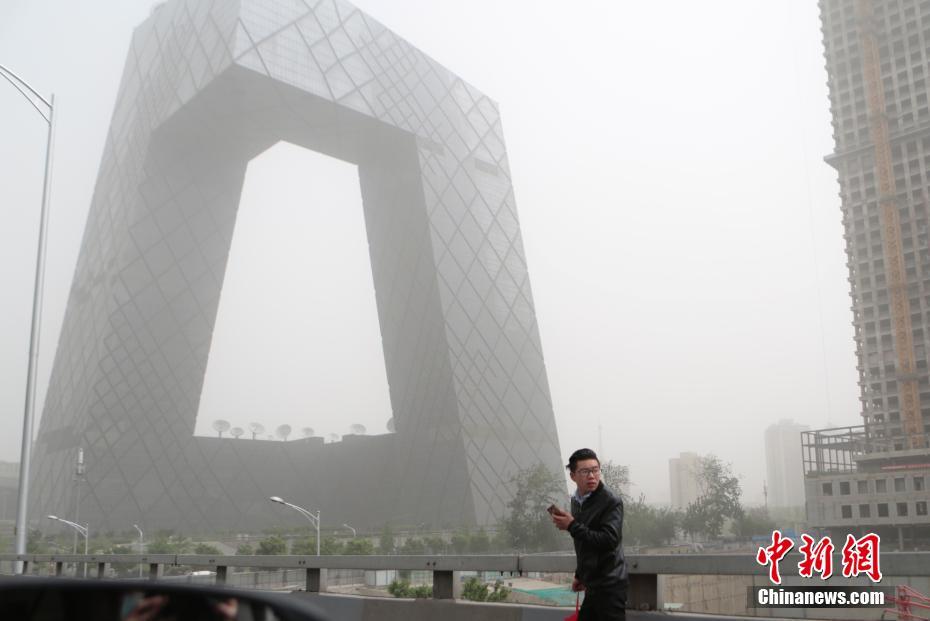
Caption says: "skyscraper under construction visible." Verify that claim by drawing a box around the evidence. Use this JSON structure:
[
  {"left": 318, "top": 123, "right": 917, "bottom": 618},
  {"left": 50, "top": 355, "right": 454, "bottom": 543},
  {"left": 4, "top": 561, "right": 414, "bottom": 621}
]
[{"left": 804, "top": 0, "right": 930, "bottom": 545}]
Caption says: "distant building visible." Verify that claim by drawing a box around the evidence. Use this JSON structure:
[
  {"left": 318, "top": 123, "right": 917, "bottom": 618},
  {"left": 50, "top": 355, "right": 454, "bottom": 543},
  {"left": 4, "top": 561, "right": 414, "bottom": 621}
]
[
  {"left": 669, "top": 452, "right": 702, "bottom": 510},
  {"left": 764, "top": 420, "right": 809, "bottom": 508},
  {"left": 807, "top": 0, "right": 930, "bottom": 547}
]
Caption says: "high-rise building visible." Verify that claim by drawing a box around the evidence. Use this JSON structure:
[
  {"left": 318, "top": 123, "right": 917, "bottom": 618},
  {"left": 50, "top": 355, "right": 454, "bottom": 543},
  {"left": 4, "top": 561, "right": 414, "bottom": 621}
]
[
  {"left": 29, "top": 0, "right": 562, "bottom": 534},
  {"left": 805, "top": 0, "right": 930, "bottom": 546},
  {"left": 764, "top": 420, "right": 809, "bottom": 508},
  {"left": 669, "top": 452, "right": 702, "bottom": 510}
]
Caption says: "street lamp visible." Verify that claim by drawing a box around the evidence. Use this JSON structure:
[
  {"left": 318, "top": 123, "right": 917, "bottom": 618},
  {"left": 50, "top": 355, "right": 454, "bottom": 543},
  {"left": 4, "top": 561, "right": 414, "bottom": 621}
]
[
  {"left": 133, "top": 524, "right": 144, "bottom": 579},
  {"left": 48, "top": 515, "right": 88, "bottom": 577},
  {"left": 1, "top": 63, "right": 57, "bottom": 573},
  {"left": 268, "top": 496, "right": 320, "bottom": 556},
  {"left": 342, "top": 523, "right": 356, "bottom": 537}
]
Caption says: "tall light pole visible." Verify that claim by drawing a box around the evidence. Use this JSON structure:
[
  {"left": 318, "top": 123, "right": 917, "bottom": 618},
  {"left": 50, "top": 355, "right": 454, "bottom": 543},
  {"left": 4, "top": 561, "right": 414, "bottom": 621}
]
[
  {"left": 342, "top": 523, "right": 356, "bottom": 537},
  {"left": 269, "top": 496, "right": 320, "bottom": 556},
  {"left": 1, "top": 63, "right": 56, "bottom": 574},
  {"left": 133, "top": 524, "right": 144, "bottom": 579},
  {"left": 48, "top": 515, "right": 87, "bottom": 577}
]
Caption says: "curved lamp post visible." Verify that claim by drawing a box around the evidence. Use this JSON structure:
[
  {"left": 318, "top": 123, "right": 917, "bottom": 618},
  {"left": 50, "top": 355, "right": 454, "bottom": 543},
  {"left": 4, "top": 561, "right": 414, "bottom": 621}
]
[
  {"left": 1, "top": 63, "right": 56, "bottom": 573},
  {"left": 47, "top": 515, "right": 87, "bottom": 577},
  {"left": 342, "top": 523, "right": 356, "bottom": 537},
  {"left": 269, "top": 496, "right": 320, "bottom": 556}
]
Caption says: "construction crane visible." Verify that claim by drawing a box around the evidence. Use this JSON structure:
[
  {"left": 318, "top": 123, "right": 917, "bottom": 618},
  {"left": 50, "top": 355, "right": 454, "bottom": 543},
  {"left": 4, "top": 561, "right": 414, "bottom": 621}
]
[{"left": 855, "top": 0, "right": 925, "bottom": 449}]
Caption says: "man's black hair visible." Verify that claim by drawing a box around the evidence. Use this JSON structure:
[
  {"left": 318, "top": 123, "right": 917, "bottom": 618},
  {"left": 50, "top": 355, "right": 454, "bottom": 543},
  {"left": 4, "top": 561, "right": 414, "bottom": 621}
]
[{"left": 566, "top": 448, "right": 599, "bottom": 472}]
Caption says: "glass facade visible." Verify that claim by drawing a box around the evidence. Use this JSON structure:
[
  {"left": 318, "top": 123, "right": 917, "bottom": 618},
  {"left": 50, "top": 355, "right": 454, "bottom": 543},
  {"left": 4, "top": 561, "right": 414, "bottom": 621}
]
[{"left": 30, "top": 0, "right": 561, "bottom": 534}]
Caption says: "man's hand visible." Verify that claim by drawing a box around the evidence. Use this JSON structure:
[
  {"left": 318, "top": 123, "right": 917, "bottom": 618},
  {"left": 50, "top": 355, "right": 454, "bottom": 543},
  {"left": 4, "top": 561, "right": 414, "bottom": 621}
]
[
  {"left": 571, "top": 577, "right": 585, "bottom": 592},
  {"left": 551, "top": 508, "right": 574, "bottom": 530}
]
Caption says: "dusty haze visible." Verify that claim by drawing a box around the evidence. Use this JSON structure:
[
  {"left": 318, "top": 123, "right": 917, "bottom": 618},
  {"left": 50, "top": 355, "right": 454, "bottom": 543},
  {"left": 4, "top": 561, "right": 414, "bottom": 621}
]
[{"left": 0, "top": 0, "right": 857, "bottom": 506}]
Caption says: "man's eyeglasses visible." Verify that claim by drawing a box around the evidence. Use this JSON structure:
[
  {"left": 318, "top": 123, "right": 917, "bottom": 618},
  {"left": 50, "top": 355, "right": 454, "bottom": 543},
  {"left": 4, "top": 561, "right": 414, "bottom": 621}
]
[{"left": 576, "top": 467, "right": 600, "bottom": 477}]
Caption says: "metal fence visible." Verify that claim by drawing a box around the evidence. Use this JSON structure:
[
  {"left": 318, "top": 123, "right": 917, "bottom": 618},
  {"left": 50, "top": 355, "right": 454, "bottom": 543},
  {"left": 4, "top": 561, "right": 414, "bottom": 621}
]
[{"left": 2, "top": 552, "right": 929, "bottom": 610}]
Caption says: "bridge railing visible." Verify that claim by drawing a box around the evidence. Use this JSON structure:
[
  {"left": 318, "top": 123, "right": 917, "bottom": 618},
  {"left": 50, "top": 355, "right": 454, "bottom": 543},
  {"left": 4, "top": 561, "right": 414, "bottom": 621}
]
[{"left": 2, "top": 552, "right": 929, "bottom": 609}]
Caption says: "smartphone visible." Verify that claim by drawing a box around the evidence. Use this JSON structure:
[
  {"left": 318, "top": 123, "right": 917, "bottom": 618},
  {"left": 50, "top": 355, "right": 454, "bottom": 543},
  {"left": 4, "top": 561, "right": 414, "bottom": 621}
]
[{"left": 546, "top": 504, "right": 560, "bottom": 515}]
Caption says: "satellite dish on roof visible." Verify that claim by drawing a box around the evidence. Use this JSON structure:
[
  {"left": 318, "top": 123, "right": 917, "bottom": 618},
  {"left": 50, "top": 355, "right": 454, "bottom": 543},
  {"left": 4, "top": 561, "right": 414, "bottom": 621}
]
[
  {"left": 230, "top": 427, "right": 244, "bottom": 439},
  {"left": 386, "top": 417, "right": 395, "bottom": 433},
  {"left": 301, "top": 427, "right": 314, "bottom": 438},
  {"left": 212, "top": 419, "right": 230, "bottom": 438},
  {"left": 249, "top": 422, "right": 265, "bottom": 440},
  {"left": 276, "top": 424, "right": 292, "bottom": 441},
  {"left": 349, "top": 424, "right": 366, "bottom": 435}
]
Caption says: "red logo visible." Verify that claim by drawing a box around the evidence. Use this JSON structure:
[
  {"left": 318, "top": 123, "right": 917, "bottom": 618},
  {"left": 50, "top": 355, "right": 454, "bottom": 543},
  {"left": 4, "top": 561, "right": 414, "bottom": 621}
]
[
  {"left": 841, "top": 533, "right": 882, "bottom": 583},
  {"left": 755, "top": 530, "right": 794, "bottom": 585},
  {"left": 797, "top": 534, "right": 834, "bottom": 580}
]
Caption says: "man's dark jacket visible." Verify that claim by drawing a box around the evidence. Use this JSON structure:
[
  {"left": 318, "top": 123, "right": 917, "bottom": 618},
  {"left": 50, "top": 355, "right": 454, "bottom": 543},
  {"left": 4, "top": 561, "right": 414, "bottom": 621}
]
[{"left": 568, "top": 481, "right": 628, "bottom": 589}]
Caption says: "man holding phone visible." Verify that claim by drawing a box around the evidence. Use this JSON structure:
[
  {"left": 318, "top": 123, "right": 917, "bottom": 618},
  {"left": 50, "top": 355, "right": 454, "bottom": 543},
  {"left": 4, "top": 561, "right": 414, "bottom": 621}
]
[{"left": 550, "top": 448, "right": 628, "bottom": 620}]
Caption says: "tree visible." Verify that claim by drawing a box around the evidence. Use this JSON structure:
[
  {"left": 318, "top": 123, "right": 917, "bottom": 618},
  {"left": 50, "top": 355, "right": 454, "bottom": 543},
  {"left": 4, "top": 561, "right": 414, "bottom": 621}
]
[
  {"left": 400, "top": 537, "right": 426, "bottom": 554},
  {"left": 450, "top": 530, "right": 469, "bottom": 554},
  {"left": 319, "top": 537, "right": 344, "bottom": 555},
  {"left": 733, "top": 506, "right": 777, "bottom": 539},
  {"left": 686, "top": 455, "right": 743, "bottom": 539},
  {"left": 600, "top": 460, "right": 632, "bottom": 501},
  {"left": 378, "top": 524, "right": 395, "bottom": 554},
  {"left": 388, "top": 580, "right": 432, "bottom": 598},
  {"left": 235, "top": 542, "right": 254, "bottom": 555},
  {"left": 501, "top": 463, "right": 565, "bottom": 552},
  {"left": 423, "top": 536, "right": 447, "bottom": 554},
  {"left": 461, "top": 577, "right": 511, "bottom": 602},
  {"left": 343, "top": 538, "right": 374, "bottom": 555},
  {"left": 27, "top": 529, "right": 51, "bottom": 554},
  {"left": 193, "top": 543, "right": 222, "bottom": 555},
  {"left": 468, "top": 528, "right": 491, "bottom": 553},
  {"left": 624, "top": 494, "right": 679, "bottom": 547},
  {"left": 291, "top": 537, "right": 315, "bottom": 555},
  {"left": 256, "top": 535, "right": 286, "bottom": 555},
  {"left": 147, "top": 532, "right": 191, "bottom": 554}
]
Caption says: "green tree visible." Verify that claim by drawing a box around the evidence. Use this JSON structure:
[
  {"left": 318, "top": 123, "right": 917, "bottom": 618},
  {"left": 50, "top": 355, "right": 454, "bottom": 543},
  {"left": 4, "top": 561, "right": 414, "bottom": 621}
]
[
  {"left": 693, "top": 455, "right": 743, "bottom": 538},
  {"left": 400, "top": 537, "right": 426, "bottom": 554},
  {"left": 681, "top": 501, "right": 707, "bottom": 541},
  {"left": 501, "top": 463, "right": 565, "bottom": 552},
  {"left": 320, "top": 537, "right": 344, "bottom": 555},
  {"left": 378, "top": 524, "right": 395, "bottom": 554},
  {"left": 147, "top": 533, "right": 191, "bottom": 554},
  {"left": 450, "top": 531, "right": 469, "bottom": 554},
  {"left": 291, "top": 537, "right": 316, "bottom": 555},
  {"left": 733, "top": 506, "right": 777, "bottom": 539},
  {"left": 624, "top": 494, "right": 679, "bottom": 547},
  {"left": 27, "top": 529, "right": 51, "bottom": 554},
  {"left": 343, "top": 538, "right": 374, "bottom": 555},
  {"left": 193, "top": 543, "right": 222, "bottom": 555},
  {"left": 461, "top": 577, "right": 510, "bottom": 602},
  {"left": 423, "top": 536, "right": 447, "bottom": 554},
  {"left": 235, "top": 542, "right": 254, "bottom": 555},
  {"left": 468, "top": 529, "right": 491, "bottom": 553},
  {"left": 600, "top": 460, "right": 632, "bottom": 501},
  {"left": 388, "top": 580, "right": 432, "bottom": 598},
  {"left": 256, "top": 535, "right": 286, "bottom": 555}
]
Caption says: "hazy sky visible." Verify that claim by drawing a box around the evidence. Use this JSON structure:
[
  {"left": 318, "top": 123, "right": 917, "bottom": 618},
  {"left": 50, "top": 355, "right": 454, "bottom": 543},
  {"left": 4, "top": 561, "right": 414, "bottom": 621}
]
[{"left": 0, "top": 0, "right": 858, "bottom": 505}]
